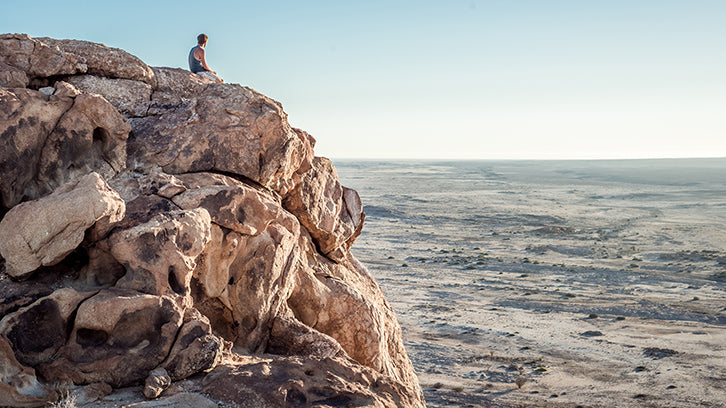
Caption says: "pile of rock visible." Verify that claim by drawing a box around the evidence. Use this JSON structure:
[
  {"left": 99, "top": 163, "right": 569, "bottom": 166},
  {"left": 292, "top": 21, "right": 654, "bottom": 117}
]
[{"left": 0, "top": 34, "right": 424, "bottom": 407}]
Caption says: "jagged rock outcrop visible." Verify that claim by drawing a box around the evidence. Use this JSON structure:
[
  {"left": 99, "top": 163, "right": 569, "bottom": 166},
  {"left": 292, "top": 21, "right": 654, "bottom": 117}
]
[{"left": 0, "top": 33, "right": 424, "bottom": 407}]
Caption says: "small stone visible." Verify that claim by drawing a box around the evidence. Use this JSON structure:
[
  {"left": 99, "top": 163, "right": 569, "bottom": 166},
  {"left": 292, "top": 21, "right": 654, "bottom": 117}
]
[{"left": 143, "top": 367, "right": 172, "bottom": 399}]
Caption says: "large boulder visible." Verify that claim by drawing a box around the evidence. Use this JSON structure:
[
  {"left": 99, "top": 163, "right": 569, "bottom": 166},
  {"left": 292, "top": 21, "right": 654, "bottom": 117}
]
[
  {"left": 0, "top": 33, "right": 424, "bottom": 408},
  {"left": 127, "top": 84, "right": 313, "bottom": 193},
  {"left": 202, "top": 355, "right": 421, "bottom": 408},
  {"left": 108, "top": 208, "right": 211, "bottom": 298},
  {"left": 36, "top": 37, "right": 154, "bottom": 84},
  {"left": 0, "top": 172, "right": 125, "bottom": 278},
  {"left": 36, "top": 289, "right": 184, "bottom": 387},
  {"left": 0, "top": 289, "right": 95, "bottom": 367},
  {"left": 65, "top": 75, "right": 152, "bottom": 118},
  {"left": 0, "top": 33, "right": 87, "bottom": 79},
  {"left": 0, "top": 62, "right": 28, "bottom": 88},
  {"left": 0, "top": 87, "right": 130, "bottom": 209},
  {"left": 284, "top": 156, "right": 365, "bottom": 260},
  {"left": 160, "top": 308, "right": 223, "bottom": 382}
]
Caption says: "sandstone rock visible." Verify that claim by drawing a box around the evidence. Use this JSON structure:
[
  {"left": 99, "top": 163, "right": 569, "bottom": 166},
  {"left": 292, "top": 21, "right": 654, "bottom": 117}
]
[
  {"left": 170, "top": 174, "right": 304, "bottom": 352},
  {"left": 125, "top": 392, "right": 218, "bottom": 408},
  {"left": 138, "top": 170, "right": 187, "bottom": 199},
  {"left": 37, "top": 37, "right": 154, "bottom": 84},
  {"left": 288, "top": 233, "right": 421, "bottom": 393},
  {"left": 0, "top": 34, "right": 424, "bottom": 408},
  {"left": 65, "top": 75, "right": 152, "bottom": 117},
  {"left": 0, "top": 172, "right": 125, "bottom": 278},
  {"left": 37, "top": 92, "right": 130, "bottom": 192},
  {"left": 172, "top": 176, "right": 284, "bottom": 236},
  {"left": 0, "top": 87, "right": 130, "bottom": 209},
  {"left": 143, "top": 367, "right": 171, "bottom": 399},
  {"left": 51, "top": 81, "right": 81, "bottom": 98},
  {"left": 109, "top": 208, "right": 211, "bottom": 298},
  {"left": 0, "top": 337, "right": 57, "bottom": 408},
  {"left": 0, "top": 274, "right": 54, "bottom": 318},
  {"left": 150, "top": 66, "right": 213, "bottom": 98},
  {"left": 127, "top": 84, "right": 313, "bottom": 191},
  {"left": 161, "top": 309, "right": 223, "bottom": 381},
  {"left": 0, "top": 288, "right": 94, "bottom": 367},
  {"left": 37, "top": 289, "right": 184, "bottom": 387},
  {"left": 267, "top": 310, "right": 347, "bottom": 359},
  {"left": 0, "top": 87, "right": 74, "bottom": 208},
  {"left": 284, "top": 156, "right": 365, "bottom": 260},
  {"left": 0, "top": 62, "right": 28, "bottom": 88},
  {"left": 203, "top": 356, "right": 422, "bottom": 408},
  {"left": 0, "top": 33, "right": 87, "bottom": 79}
]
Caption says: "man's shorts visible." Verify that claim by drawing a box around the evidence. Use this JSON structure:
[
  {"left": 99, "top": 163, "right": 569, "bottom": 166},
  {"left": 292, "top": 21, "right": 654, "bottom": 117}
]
[{"left": 196, "top": 70, "right": 223, "bottom": 83}]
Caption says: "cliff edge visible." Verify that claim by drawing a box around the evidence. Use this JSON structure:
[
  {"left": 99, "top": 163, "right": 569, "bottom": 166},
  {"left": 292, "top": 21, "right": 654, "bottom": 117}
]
[{"left": 0, "top": 34, "right": 425, "bottom": 407}]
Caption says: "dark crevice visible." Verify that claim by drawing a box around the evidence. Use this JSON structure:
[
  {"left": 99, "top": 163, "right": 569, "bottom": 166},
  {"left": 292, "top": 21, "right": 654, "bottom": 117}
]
[{"left": 178, "top": 169, "right": 279, "bottom": 202}]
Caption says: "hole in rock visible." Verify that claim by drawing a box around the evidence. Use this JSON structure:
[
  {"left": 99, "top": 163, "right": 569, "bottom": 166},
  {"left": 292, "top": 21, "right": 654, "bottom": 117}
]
[
  {"left": 92, "top": 127, "right": 109, "bottom": 144},
  {"left": 285, "top": 388, "right": 307, "bottom": 405},
  {"left": 76, "top": 328, "right": 109, "bottom": 348},
  {"left": 168, "top": 266, "right": 186, "bottom": 295}
]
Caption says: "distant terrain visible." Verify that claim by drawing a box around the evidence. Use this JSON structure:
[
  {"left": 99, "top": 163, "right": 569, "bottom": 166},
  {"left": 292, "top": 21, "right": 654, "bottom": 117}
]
[{"left": 336, "top": 158, "right": 726, "bottom": 408}]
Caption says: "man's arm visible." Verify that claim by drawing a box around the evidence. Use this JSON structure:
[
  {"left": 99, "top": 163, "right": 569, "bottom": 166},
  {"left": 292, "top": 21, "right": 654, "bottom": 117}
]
[{"left": 193, "top": 47, "right": 216, "bottom": 73}]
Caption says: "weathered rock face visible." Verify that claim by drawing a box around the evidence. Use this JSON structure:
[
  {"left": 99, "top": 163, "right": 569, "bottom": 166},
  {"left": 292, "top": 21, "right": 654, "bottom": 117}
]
[
  {"left": 0, "top": 34, "right": 87, "bottom": 79},
  {"left": 128, "top": 83, "right": 314, "bottom": 193},
  {"left": 0, "top": 86, "right": 130, "bottom": 210},
  {"left": 0, "top": 34, "right": 424, "bottom": 408},
  {"left": 0, "top": 172, "right": 125, "bottom": 278},
  {"left": 284, "top": 156, "right": 365, "bottom": 260}
]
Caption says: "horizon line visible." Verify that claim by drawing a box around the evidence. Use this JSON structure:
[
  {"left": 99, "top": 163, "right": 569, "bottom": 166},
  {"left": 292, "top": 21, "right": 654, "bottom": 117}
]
[{"left": 328, "top": 155, "right": 726, "bottom": 162}]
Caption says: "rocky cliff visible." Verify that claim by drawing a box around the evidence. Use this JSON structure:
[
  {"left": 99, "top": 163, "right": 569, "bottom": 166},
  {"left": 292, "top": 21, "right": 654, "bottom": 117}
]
[{"left": 0, "top": 34, "right": 425, "bottom": 407}]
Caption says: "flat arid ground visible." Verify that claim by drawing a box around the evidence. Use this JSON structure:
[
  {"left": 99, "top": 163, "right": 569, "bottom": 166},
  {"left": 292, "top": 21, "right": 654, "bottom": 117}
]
[{"left": 335, "top": 159, "right": 726, "bottom": 408}]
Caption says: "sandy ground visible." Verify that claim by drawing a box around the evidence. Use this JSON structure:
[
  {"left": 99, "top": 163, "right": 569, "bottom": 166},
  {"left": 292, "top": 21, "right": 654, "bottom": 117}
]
[{"left": 337, "top": 159, "right": 726, "bottom": 408}]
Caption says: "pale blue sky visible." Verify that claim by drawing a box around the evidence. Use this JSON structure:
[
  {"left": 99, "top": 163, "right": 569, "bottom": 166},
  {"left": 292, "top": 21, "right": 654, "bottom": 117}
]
[{"left": 3, "top": 1, "right": 724, "bottom": 159}]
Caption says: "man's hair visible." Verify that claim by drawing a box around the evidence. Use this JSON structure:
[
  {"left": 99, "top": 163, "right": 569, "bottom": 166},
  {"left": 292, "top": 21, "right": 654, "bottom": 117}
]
[{"left": 197, "top": 33, "right": 208, "bottom": 45}]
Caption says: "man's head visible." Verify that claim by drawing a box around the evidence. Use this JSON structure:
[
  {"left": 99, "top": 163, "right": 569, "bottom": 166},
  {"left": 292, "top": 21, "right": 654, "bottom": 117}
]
[{"left": 197, "top": 33, "right": 208, "bottom": 46}]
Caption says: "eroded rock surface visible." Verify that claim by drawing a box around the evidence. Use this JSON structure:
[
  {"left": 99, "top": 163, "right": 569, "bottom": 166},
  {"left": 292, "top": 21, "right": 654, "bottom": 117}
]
[
  {"left": 0, "top": 172, "right": 125, "bottom": 278},
  {"left": 0, "top": 33, "right": 424, "bottom": 408}
]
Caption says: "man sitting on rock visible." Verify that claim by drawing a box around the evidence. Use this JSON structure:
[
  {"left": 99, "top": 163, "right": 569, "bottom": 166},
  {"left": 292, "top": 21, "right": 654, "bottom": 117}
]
[{"left": 189, "top": 33, "right": 223, "bottom": 83}]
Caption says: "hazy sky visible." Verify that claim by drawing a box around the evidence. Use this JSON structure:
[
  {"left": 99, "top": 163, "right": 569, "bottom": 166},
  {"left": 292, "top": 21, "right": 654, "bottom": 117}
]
[{"left": 3, "top": 1, "right": 724, "bottom": 159}]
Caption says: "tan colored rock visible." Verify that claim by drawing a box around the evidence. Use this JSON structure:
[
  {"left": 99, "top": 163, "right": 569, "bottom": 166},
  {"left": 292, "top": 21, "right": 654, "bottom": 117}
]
[
  {"left": 37, "top": 289, "right": 184, "bottom": 387},
  {"left": 161, "top": 309, "right": 223, "bottom": 381},
  {"left": 125, "top": 392, "right": 218, "bottom": 408},
  {"left": 138, "top": 170, "right": 187, "bottom": 199},
  {"left": 0, "top": 87, "right": 74, "bottom": 208},
  {"left": 37, "top": 92, "right": 130, "bottom": 192},
  {"left": 37, "top": 37, "right": 154, "bottom": 84},
  {"left": 143, "top": 367, "right": 171, "bottom": 399},
  {"left": 0, "top": 172, "right": 125, "bottom": 278},
  {"left": 0, "top": 289, "right": 95, "bottom": 367},
  {"left": 0, "top": 34, "right": 425, "bottom": 408},
  {"left": 172, "top": 177, "right": 283, "bottom": 236},
  {"left": 51, "top": 81, "right": 81, "bottom": 98},
  {"left": 267, "top": 309, "right": 347, "bottom": 360},
  {"left": 109, "top": 208, "right": 211, "bottom": 297},
  {"left": 287, "top": 232, "right": 421, "bottom": 396},
  {"left": 283, "top": 156, "right": 364, "bottom": 260},
  {"left": 0, "top": 62, "right": 28, "bottom": 88},
  {"left": 0, "top": 33, "right": 87, "bottom": 78},
  {"left": 65, "top": 75, "right": 152, "bottom": 117},
  {"left": 127, "top": 84, "right": 313, "bottom": 191},
  {"left": 203, "top": 356, "right": 424, "bottom": 408},
  {"left": 0, "top": 337, "right": 57, "bottom": 408},
  {"left": 150, "top": 66, "right": 213, "bottom": 98},
  {"left": 0, "top": 87, "right": 130, "bottom": 209}
]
